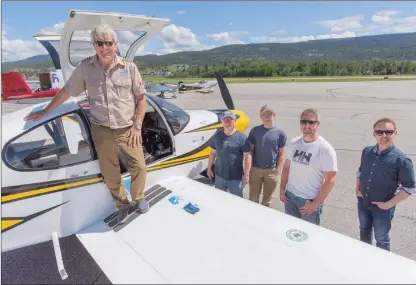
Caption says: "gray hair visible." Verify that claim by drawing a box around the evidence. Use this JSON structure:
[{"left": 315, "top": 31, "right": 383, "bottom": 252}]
[
  {"left": 300, "top": 108, "right": 320, "bottom": 121},
  {"left": 90, "top": 24, "right": 118, "bottom": 43}
]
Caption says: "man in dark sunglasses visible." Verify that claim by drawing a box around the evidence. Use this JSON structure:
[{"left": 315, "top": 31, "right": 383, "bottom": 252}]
[
  {"left": 24, "top": 24, "right": 149, "bottom": 224},
  {"left": 279, "top": 108, "right": 338, "bottom": 225},
  {"left": 356, "top": 117, "right": 415, "bottom": 251}
]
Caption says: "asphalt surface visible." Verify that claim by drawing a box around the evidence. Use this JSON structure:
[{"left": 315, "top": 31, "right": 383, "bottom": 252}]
[
  {"left": 2, "top": 80, "right": 416, "bottom": 283},
  {"left": 177, "top": 80, "right": 416, "bottom": 262}
]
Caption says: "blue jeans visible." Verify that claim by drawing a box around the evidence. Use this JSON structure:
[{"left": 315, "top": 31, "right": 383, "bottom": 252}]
[
  {"left": 284, "top": 191, "right": 323, "bottom": 225},
  {"left": 214, "top": 175, "right": 243, "bottom": 197},
  {"left": 357, "top": 196, "right": 395, "bottom": 251}
]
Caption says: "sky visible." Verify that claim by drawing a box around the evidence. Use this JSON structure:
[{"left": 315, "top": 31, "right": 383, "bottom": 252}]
[{"left": 2, "top": 1, "right": 416, "bottom": 62}]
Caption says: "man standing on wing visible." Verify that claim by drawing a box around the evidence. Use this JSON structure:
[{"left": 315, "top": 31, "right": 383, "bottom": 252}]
[
  {"left": 24, "top": 24, "right": 148, "bottom": 224},
  {"left": 207, "top": 111, "right": 252, "bottom": 198},
  {"left": 356, "top": 117, "right": 415, "bottom": 251},
  {"left": 248, "top": 105, "right": 287, "bottom": 207},
  {"left": 279, "top": 108, "right": 338, "bottom": 225}
]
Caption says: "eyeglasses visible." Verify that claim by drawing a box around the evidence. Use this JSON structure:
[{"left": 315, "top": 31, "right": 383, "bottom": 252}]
[
  {"left": 300, "top": 120, "right": 317, "bottom": 125},
  {"left": 374, "top": 130, "right": 395, "bottom": 136},
  {"left": 94, "top": 41, "right": 114, "bottom": 47}
]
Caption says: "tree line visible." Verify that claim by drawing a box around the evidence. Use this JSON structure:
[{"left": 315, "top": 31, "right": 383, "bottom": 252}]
[{"left": 167, "top": 59, "right": 416, "bottom": 78}]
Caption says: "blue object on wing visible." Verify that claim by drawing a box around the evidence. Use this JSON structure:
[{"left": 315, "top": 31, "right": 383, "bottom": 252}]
[
  {"left": 123, "top": 178, "right": 131, "bottom": 193},
  {"left": 183, "top": 202, "right": 200, "bottom": 215},
  {"left": 168, "top": 196, "right": 180, "bottom": 205}
]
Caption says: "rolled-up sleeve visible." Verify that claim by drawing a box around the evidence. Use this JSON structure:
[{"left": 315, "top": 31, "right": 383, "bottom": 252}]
[
  {"left": 399, "top": 157, "right": 416, "bottom": 195},
  {"left": 131, "top": 63, "right": 146, "bottom": 99},
  {"left": 64, "top": 63, "right": 85, "bottom": 97}
]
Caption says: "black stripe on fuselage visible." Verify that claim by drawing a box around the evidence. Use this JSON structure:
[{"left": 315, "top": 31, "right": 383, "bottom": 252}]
[
  {"left": 1, "top": 174, "right": 103, "bottom": 197},
  {"left": 2, "top": 201, "right": 69, "bottom": 233}
]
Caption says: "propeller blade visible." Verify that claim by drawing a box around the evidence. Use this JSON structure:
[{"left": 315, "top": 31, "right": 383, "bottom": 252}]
[{"left": 215, "top": 71, "right": 235, "bottom": 110}]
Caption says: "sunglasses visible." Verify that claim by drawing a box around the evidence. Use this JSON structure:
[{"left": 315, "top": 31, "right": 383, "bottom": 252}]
[
  {"left": 94, "top": 41, "right": 114, "bottom": 47},
  {"left": 300, "top": 120, "right": 317, "bottom": 125},
  {"left": 374, "top": 130, "right": 395, "bottom": 136},
  {"left": 261, "top": 113, "right": 273, "bottom": 119}
]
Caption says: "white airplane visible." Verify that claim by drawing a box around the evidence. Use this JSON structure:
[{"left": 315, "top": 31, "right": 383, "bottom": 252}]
[
  {"left": 178, "top": 79, "right": 218, "bottom": 93},
  {"left": 144, "top": 81, "right": 180, "bottom": 98},
  {"left": 144, "top": 79, "right": 218, "bottom": 98},
  {"left": 2, "top": 9, "right": 416, "bottom": 284}
]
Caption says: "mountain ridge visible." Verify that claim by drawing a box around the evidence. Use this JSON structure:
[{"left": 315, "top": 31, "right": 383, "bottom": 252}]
[{"left": 2, "top": 32, "right": 416, "bottom": 72}]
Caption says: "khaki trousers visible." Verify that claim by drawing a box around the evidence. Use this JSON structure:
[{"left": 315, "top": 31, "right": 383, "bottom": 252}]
[
  {"left": 90, "top": 123, "right": 147, "bottom": 209},
  {"left": 249, "top": 166, "right": 281, "bottom": 207}
]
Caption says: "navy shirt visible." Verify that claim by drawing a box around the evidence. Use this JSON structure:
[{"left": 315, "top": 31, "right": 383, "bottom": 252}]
[
  {"left": 248, "top": 125, "right": 287, "bottom": 169},
  {"left": 357, "top": 144, "right": 416, "bottom": 203},
  {"left": 211, "top": 130, "right": 251, "bottom": 181}
]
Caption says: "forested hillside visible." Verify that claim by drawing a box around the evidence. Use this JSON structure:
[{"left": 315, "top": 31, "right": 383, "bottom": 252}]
[
  {"left": 2, "top": 32, "right": 416, "bottom": 78},
  {"left": 134, "top": 32, "right": 416, "bottom": 68}
]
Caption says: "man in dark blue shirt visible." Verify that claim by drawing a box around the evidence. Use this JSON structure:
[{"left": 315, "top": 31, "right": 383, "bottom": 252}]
[
  {"left": 207, "top": 111, "right": 252, "bottom": 197},
  {"left": 248, "top": 105, "right": 287, "bottom": 207},
  {"left": 356, "top": 117, "right": 415, "bottom": 251}
]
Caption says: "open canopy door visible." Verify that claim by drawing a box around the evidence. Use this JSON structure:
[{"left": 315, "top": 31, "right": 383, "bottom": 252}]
[{"left": 59, "top": 10, "right": 170, "bottom": 82}]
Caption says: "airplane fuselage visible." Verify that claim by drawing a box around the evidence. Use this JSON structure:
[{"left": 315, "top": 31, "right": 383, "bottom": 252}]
[{"left": 1, "top": 96, "right": 249, "bottom": 252}]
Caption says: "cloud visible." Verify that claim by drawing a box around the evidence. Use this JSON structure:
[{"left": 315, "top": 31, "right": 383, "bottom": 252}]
[
  {"left": 365, "top": 11, "right": 416, "bottom": 34},
  {"left": 40, "top": 22, "right": 65, "bottom": 34},
  {"left": 206, "top": 31, "right": 248, "bottom": 45},
  {"left": 317, "top": 15, "right": 364, "bottom": 32},
  {"left": 317, "top": 11, "right": 416, "bottom": 37},
  {"left": 228, "top": 21, "right": 233, "bottom": 26},
  {"left": 371, "top": 10, "right": 400, "bottom": 24},
  {"left": 176, "top": 10, "right": 186, "bottom": 14},
  {"left": 251, "top": 36, "right": 280, "bottom": 43},
  {"left": 1, "top": 29, "right": 47, "bottom": 62},
  {"left": 381, "top": 16, "right": 416, "bottom": 33},
  {"left": 251, "top": 31, "right": 356, "bottom": 44},
  {"left": 158, "top": 24, "right": 213, "bottom": 54}
]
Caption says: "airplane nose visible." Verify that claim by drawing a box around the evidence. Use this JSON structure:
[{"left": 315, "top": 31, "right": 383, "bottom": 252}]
[{"left": 232, "top": 110, "right": 250, "bottom": 133}]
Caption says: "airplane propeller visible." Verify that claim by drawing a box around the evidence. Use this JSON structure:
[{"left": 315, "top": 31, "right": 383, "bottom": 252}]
[{"left": 215, "top": 71, "right": 235, "bottom": 110}]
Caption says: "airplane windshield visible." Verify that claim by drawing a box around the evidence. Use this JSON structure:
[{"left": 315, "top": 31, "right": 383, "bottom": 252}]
[{"left": 149, "top": 96, "right": 190, "bottom": 135}]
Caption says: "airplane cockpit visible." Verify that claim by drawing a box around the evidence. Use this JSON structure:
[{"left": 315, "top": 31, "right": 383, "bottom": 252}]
[
  {"left": 79, "top": 95, "right": 188, "bottom": 175},
  {"left": 118, "top": 99, "right": 174, "bottom": 174}
]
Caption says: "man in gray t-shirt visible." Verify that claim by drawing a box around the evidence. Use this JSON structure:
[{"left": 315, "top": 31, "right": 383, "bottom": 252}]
[{"left": 248, "top": 105, "right": 287, "bottom": 207}]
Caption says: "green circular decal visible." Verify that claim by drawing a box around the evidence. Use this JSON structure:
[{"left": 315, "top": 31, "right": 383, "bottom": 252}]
[{"left": 286, "top": 229, "right": 308, "bottom": 242}]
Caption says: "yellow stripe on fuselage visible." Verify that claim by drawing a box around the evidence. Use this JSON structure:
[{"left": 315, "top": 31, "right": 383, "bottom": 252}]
[
  {"left": 148, "top": 155, "right": 210, "bottom": 171},
  {"left": 1, "top": 219, "right": 24, "bottom": 231},
  {"left": 1, "top": 177, "right": 103, "bottom": 203}
]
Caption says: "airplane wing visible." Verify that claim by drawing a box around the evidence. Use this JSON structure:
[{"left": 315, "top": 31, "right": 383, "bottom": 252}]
[{"left": 75, "top": 177, "right": 416, "bottom": 284}]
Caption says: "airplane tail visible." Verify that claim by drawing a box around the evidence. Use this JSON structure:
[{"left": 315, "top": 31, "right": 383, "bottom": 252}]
[{"left": 1, "top": 72, "right": 33, "bottom": 101}]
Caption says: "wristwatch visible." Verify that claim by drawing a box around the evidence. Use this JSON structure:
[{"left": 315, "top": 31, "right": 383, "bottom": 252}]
[{"left": 134, "top": 123, "right": 142, "bottom": 130}]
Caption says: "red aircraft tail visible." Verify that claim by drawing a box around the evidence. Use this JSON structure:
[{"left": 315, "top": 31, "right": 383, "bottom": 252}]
[
  {"left": 1, "top": 72, "right": 33, "bottom": 101},
  {"left": 1, "top": 71, "right": 59, "bottom": 102}
]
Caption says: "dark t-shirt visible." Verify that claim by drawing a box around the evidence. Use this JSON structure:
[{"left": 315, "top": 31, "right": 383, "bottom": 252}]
[
  {"left": 248, "top": 125, "right": 287, "bottom": 169},
  {"left": 211, "top": 130, "right": 251, "bottom": 181}
]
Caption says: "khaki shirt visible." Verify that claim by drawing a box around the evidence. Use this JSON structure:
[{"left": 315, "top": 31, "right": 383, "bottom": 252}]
[{"left": 64, "top": 55, "right": 146, "bottom": 129}]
